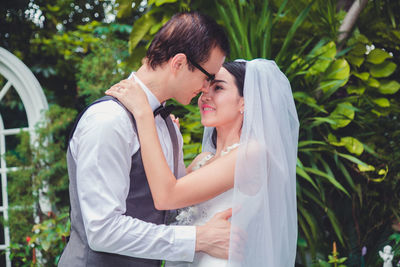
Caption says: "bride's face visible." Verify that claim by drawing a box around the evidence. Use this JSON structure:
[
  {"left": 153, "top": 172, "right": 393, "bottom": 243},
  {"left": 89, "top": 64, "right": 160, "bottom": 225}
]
[{"left": 198, "top": 67, "right": 244, "bottom": 128}]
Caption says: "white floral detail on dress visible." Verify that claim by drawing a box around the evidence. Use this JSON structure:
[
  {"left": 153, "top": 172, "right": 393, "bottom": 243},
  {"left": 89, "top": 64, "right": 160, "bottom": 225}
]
[
  {"left": 174, "top": 143, "right": 239, "bottom": 225},
  {"left": 192, "top": 153, "right": 214, "bottom": 171}
]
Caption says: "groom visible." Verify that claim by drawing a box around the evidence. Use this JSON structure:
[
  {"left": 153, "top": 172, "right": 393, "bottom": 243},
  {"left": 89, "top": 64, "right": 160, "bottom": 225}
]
[{"left": 58, "top": 12, "right": 231, "bottom": 266}]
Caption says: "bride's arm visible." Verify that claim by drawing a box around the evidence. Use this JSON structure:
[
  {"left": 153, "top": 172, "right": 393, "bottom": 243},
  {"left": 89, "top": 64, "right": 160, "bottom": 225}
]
[
  {"left": 135, "top": 111, "right": 235, "bottom": 210},
  {"left": 106, "top": 80, "right": 235, "bottom": 210}
]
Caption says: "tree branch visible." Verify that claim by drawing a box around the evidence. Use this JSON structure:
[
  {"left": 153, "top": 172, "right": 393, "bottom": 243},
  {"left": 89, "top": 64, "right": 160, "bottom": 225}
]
[{"left": 337, "top": 0, "right": 368, "bottom": 46}]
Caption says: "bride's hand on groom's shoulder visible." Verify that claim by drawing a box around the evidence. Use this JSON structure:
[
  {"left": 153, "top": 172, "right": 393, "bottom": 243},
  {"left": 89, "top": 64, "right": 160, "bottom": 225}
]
[
  {"left": 105, "top": 79, "right": 152, "bottom": 118},
  {"left": 170, "top": 114, "right": 180, "bottom": 129}
]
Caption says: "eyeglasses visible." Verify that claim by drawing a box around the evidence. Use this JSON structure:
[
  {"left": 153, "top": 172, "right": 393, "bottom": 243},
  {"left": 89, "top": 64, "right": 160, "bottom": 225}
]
[{"left": 186, "top": 56, "right": 215, "bottom": 82}]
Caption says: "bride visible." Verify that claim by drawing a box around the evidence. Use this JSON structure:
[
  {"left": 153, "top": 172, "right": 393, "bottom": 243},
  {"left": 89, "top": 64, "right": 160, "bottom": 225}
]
[{"left": 106, "top": 59, "right": 299, "bottom": 266}]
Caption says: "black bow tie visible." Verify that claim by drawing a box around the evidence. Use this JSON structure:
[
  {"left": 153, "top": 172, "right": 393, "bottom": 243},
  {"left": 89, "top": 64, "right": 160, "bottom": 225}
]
[{"left": 153, "top": 105, "right": 174, "bottom": 119}]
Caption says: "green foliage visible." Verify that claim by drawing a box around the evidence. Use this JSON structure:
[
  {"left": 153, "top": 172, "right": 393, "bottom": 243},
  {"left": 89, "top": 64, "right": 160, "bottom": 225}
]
[
  {"left": 1, "top": 0, "right": 111, "bottom": 107},
  {"left": 30, "top": 212, "right": 70, "bottom": 266},
  {"left": 5, "top": 212, "right": 70, "bottom": 267},
  {"left": 5, "top": 105, "right": 76, "bottom": 265},
  {"left": 313, "top": 243, "right": 348, "bottom": 267},
  {"left": 76, "top": 38, "right": 131, "bottom": 104},
  {"left": 339, "top": 33, "right": 400, "bottom": 266}
]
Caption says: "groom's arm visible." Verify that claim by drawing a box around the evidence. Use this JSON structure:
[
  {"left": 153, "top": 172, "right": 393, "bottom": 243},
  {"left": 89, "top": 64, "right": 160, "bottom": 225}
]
[
  {"left": 195, "top": 209, "right": 232, "bottom": 259},
  {"left": 72, "top": 101, "right": 196, "bottom": 261}
]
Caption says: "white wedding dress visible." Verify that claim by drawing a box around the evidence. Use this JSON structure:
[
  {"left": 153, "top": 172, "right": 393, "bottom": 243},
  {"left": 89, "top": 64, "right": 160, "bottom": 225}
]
[{"left": 165, "top": 146, "right": 237, "bottom": 267}]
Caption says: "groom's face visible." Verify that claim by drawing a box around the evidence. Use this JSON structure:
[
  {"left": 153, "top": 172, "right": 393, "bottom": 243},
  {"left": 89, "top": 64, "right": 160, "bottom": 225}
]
[{"left": 174, "top": 47, "right": 226, "bottom": 105}]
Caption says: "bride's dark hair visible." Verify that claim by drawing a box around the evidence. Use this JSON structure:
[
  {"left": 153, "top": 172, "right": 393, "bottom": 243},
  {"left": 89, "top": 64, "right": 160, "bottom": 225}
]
[{"left": 211, "top": 61, "right": 246, "bottom": 148}]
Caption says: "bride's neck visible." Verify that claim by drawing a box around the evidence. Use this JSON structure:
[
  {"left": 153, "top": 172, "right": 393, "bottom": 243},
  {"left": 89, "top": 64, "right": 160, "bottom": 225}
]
[{"left": 215, "top": 126, "right": 241, "bottom": 157}]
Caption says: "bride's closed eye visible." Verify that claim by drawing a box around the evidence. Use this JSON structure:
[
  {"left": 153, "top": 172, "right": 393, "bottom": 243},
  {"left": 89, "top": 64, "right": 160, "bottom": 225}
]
[{"left": 214, "top": 85, "right": 223, "bottom": 91}]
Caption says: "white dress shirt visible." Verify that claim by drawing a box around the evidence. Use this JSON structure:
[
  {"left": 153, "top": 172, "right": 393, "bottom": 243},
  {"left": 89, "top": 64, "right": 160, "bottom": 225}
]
[{"left": 69, "top": 73, "right": 195, "bottom": 261}]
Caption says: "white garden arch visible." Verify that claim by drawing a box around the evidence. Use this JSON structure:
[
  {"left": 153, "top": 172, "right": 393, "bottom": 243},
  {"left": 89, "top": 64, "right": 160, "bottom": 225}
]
[{"left": 0, "top": 47, "right": 48, "bottom": 267}]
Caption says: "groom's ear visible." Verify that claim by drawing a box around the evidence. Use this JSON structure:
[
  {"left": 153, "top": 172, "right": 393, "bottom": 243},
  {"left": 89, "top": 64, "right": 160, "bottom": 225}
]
[{"left": 169, "top": 53, "right": 187, "bottom": 75}]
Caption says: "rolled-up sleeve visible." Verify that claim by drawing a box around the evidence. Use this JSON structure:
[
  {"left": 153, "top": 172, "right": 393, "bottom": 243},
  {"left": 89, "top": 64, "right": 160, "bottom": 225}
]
[{"left": 70, "top": 101, "right": 195, "bottom": 261}]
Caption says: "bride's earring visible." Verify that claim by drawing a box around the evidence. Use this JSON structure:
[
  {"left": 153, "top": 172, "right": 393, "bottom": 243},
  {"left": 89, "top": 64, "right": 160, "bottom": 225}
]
[{"left": 240, "top": 110, "right": 244, "bottom": 114}]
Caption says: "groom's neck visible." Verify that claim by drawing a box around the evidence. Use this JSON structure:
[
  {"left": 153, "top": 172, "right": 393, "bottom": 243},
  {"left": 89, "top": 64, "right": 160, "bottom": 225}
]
[{"left": 135, "top": 63, "right": 170, "bottom": 103}]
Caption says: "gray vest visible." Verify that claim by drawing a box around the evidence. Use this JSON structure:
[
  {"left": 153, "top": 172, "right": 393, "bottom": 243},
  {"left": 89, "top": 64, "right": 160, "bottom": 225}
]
[{"left": 58, "top": 96, "right": 178, "bottom": 267}]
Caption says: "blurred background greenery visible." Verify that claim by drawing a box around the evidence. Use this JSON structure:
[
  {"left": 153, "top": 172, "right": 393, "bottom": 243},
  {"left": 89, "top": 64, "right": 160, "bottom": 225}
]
[{"left": 1, "top": 0, "right": 400, "bottom": 266}]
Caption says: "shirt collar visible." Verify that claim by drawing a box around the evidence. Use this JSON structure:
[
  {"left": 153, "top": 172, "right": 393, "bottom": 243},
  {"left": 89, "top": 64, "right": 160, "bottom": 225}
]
[{"left": 128, "top": 72, "right": 162, "bottom": 112}]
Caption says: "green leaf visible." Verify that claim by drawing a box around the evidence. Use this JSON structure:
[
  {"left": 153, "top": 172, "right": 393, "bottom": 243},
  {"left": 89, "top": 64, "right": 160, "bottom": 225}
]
[
  {"left": 317, "top": 260, "right": 331, "bottom": 267},
  {"left": 326, "top": 209, "right": 345, "bottom": 245},
  {"left": 298, "top": 204, "right": 319, "bottom": 240},
  {"left": 297, "top": 216, "right": 314, "bottom": 255},
  {"left": 182, "top": 133, "right": 191, "bottom": 144},
  {"left": 129, "top": 13, "right": 157, "bottom": 53},
  {"left": 352, "top": 72, "right": 369, "bottom": 81},
  {"left": 351, "top": 42, "right": 367, "bottom": 56},
  {"left": 369, "top": 61, "right": 397, "bottom": 78},
  {"left": 337, "top": 152, "right": 368, "bottom": 167},
  {"left": 298, "top": 140, "right": 327, "bottom": 147},
  {"left": 304, "top": 167, "right": 349, "bottom": 197},
  {"left": 329, "top": 102, "right": 355, "bottom": 130},
  {"left": 155, "top": 0, "right": 178, "bottom": 6},
  {"left": 341, "top": 136, "right": 364, "bottom": 155},
  {"left": 346, "top": 85, "right": 366, "bottom": 95},
  {"left": 366, "top": 49, "right": 391, "bottom": 64},
  {"left": 356, "top": 33, "right": 370, "bottom": 44},
  {"left": 42, "top": 240, "right": 51, "bottom": 251},
  {"left": 275, "top": 0, "right": 314, "bottom": 64},
  {"left": 311, "top": 117, "right": 338, "bottom": 127},
  {"left": 347, "top": 54, "right": 364, "bottom": 67},
  {"left": 320, "top": 59, "right": 350, "bottom": 92},
  {"left": 366, "top": 77, "right": 380, "bottom": 88},
  {"left": 308, "top": 41, "right": 336, "bottom": 75},
  {"left": 327, "top": 133, "right": 343, "bottom": 146},
  {"left": 371, "top": 109, "right": 382, "bottom": 116},
  {"left": 379, "top": 80, "right": 400, "bottom": 94},
  {"left": 149, "top": 21, "right": 165, "bottom": 35},
  {"left": 378, "top": 169, "right": 387, "bottom": 175},
  {"left": 358, "top": 164, "right": 375, "bottom": 172},
  {"left": 293, "top": 91, "right": 316, "bottom": 104},
  {"left": 373, "top": 98, "right": 390, "bottom": 107},
  {"left": 297, "top": 166, "right": 319, "bottom": 190},
  {"left": 369, "top": 166, "right": 389, "bottom": 182},
  {"left": 324, "top": 59, "right": 351, "bottom": 80},
  {"left": 293, "top": 92, "right": 328, "bottom": 113},
  {"left": 328, "top": 255, "right": 335, "bottom": 262},
  {"left": 46, "top": 4, "right": 61, "bottom": 12},
  {"left": 335, "top": 157, "right": 355, "bottom": 190},
  {"left": 297, "top": 237, "right": 308, "bottom": 248}
]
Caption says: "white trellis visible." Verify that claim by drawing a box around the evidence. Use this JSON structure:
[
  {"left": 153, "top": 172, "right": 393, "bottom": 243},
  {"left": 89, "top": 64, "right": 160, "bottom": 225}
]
[{"left": 0, "top": 47, "right": 48, "bottom": 267}]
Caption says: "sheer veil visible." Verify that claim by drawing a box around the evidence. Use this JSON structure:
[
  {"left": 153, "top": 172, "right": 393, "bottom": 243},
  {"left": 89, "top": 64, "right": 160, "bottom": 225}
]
[{"left": 202, "top": 59, "right": 299, "bottom": 266}]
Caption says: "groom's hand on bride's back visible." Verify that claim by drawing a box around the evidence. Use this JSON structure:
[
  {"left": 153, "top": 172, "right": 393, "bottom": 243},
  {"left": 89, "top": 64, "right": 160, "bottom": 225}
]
[{"left": 195, "top": 208, "right": 232, "bottom": 259}]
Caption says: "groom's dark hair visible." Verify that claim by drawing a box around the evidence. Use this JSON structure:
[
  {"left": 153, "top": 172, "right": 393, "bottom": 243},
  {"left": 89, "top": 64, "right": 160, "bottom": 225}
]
[{"left": 146, "top": 11, "right": 230, "bottom": 70}]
